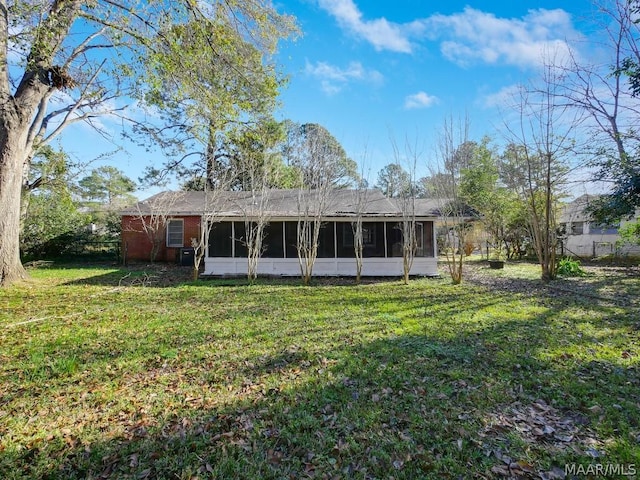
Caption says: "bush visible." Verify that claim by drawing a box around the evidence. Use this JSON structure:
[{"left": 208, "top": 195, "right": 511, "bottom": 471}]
[
  {"left": 556, "top": 257, "right": 586, "bottom": 277},
  {"left": 21, "top": 192, "right": 89, "bottom": 260}
]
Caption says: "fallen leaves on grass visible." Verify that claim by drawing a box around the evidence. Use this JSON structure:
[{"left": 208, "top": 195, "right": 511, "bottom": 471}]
[{"left": 480, "top": 399, "right": 603, "bottom": 478}]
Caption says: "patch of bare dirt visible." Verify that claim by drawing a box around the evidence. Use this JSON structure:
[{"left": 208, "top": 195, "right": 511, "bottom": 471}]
[{"left": 119, "top": 263, "right": 196, "bottom": 287}]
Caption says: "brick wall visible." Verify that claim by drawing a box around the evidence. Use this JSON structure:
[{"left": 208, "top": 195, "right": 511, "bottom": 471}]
[{"left": 121, "top": 215, "right": 201, "bottom": 263}]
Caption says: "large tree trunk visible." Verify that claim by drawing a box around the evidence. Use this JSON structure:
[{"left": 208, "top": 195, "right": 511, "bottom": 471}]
[
  {"left": 0, "top": 98, "right": 47, "bottom": 286},
  {"left": 0, "top": 0, "right": 84, "bottom": 286},
  {"left": 0, "top": 125, "right": 29, "bottom": 285}
]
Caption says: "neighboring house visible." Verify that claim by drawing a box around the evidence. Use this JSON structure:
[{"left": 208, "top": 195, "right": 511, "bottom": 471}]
[
  {"left": 558, "top": 194, "right": 640, "bottom": 258},
  {"left": 121, "top": 189, "right": 440, "bottom": 277}
]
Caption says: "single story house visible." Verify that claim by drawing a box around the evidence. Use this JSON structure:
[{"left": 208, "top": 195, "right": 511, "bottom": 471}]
[
  {"left": 558, "top": 194, "right": 640, "bottom": 258},
  {"left": 121, "top": 189, "right": 441, "bottom": 277}
]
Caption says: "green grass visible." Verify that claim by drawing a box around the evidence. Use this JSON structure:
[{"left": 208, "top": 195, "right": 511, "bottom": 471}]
[{"left": 0, "top": 262, "right": 638, "bottom": 479}]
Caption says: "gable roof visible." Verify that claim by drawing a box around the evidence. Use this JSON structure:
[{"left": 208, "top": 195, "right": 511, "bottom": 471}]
[
  {"left": 122, "top": 189, "right": 442, "bottom": 218},
  {"left": 559, "top": 194, "right": 599, "bottom": 223}
]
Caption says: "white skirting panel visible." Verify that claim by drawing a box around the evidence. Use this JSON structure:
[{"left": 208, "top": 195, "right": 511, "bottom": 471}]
[{"left": 203, "top": 257, "right": 438, "bottom": 277}]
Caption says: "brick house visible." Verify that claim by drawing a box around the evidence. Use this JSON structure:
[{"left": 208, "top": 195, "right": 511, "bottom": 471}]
[{"left": 121, "top": 189, "right": 441, "bottom": 276}]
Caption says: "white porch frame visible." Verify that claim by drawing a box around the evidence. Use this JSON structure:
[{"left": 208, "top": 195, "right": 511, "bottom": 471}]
[{"left": 203, "top": 217, "right": 438, "bottom": 277}]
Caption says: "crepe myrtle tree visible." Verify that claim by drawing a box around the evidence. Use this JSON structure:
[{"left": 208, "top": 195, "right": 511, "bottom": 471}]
[
  {"left": 351, "top": 158, "right": 372, "bottom": 285},
  {"left": 190, "top": 127, "right": 236, "bottom": 281},
  {"left": 232, "top": 119, "right": 285, "bottom": 282},
  {"left": 500, "top": 57, "right": 580, "bottom": 281},
  {"left": 284, "top": 123, "right": 347, "bottom": 284},
  {"left": 295, "top": 171, "right": 333, "bottom": 286},
  {"left": 0, "top": 0, "right": 296, "bottom": 286},
  {"left": 280, "top": 121, "right": 355, "bottom": 284},
  {"left": 429, "top": 116, "right": 474, "bottom": 285},
  {"left": 388, "top": 135, "right": 421, "bottom": 285}
]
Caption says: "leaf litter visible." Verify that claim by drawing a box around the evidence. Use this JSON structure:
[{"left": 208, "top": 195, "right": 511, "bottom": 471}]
[{"left": 479, "top": 399, "right": 604, "bottom": 479}]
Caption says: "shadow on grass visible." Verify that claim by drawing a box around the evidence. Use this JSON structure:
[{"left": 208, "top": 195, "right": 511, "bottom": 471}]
[
  {"left": 3, "top": 284, "right": 639, "bottom": 480},
  {"left": 43, "top": 260, "right": 439, "bottom": 289}
]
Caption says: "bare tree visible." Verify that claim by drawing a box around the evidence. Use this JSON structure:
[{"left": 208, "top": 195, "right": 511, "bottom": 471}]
[
  {"left": 243, "top": 197, "right": 269, "bottom": 283},
  {"left": 191, "top": 134, "right": 235, "bottom": 281},
  {"left": 389, "top": 135, "right": 421, "bottom": 284},
  {"left": 558, "top": 0, "right": 640, "bottom": 221},
  {"left": 237, "top": 156, "right": 275, "bottom": 282},
  {"left": 561, "top": 0, "right": 640, "bottom": 161},
  {"left": 191, "top": 192, "right": 227, "bottom": 281},
  {"left": 296, "top": 187, "right": 332, "bottom": 285},
  {"left": 430, "top": 116, "right": 472, "bottom": 285},
  {"left": 212, "top": 118, "right": 285, "bottom": 281},
  {"left": 291, "top": 127, "right": 338, "bottom": 285},
  {"left": 351, "top": 155, "right": 372, "bottom": 285},
  {"left": 501, "top": 59, "right": 582, "bottom": 281}
]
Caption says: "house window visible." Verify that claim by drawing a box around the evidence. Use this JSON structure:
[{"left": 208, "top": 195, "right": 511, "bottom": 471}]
[
  {"left": 385, "top": 221, "right": 434, "bottom": 258},
  {"left": 362, "top": 225, "right": 376, "bottom": 246},
  {"left": 362, "top": 222, "right": 385, "bottom": 257},
  {"left": 166, "top": 219, "right": 184, "bottom": 247},
  {"left": 570, "top": 222, "right": 584, "bottom": 235},
  {"left": 342, "top": 223, "right": 354, "bottom": 248},
  {"left": 589, "top": 223, "right": 618, "bottom": 235},
  {"left": 336, "top": 222, "right": 385, "bottom": 258},
  {"left": 342, "top": 223, "right": 375, "bottom": 247}
]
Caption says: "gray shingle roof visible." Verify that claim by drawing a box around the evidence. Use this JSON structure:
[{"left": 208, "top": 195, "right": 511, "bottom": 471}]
[
  {"left": 559, "top": 194, "right": 599, "bottom": 223},
  {"left": 122, "top": 189, "right": 441, "bottom": 218}
]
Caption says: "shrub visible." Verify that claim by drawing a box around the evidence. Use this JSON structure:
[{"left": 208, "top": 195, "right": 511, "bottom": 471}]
[{"left": 556, "top": 257, "right": 586, "bottom": 277}]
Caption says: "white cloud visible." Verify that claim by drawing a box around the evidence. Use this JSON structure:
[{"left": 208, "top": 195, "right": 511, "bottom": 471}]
[
  {"left": 305, "top": 60, "right": 383, "bottom": 94},
  {"left": 404, "top": 91, "right": 438, "bottom": 110},
  {"left": 419, "top": 7, "right": 581, "bottom": 68},
  {"left": 481, "top": 84, "right": 523, "bottom": 109},
  {"left": 317, "top": 0, "right": 413, "bottom": 53},
  {"left": 315, "top": 2, "right": 581, "bottom": 69}
]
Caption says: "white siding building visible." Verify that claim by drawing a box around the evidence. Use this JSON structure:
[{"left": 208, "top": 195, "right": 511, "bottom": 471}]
[{"left": 559, "top": 195, "right": 640, "bottom": 258}]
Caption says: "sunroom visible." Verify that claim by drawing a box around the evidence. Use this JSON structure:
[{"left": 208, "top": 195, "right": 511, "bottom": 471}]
[
  {"left": 121, "top": 189, "right": 441, "bottom": 276},
  {"left": 203, "top": 217, "right": 437, "bottom": 277}
]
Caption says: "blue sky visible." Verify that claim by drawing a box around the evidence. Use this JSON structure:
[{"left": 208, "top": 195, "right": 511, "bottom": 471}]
[
  {"left": 275, "top": 0, "right": 592, "bottom": 181},
  {"left": 61, "top": 0, "right": 604, "bottom": 196}
]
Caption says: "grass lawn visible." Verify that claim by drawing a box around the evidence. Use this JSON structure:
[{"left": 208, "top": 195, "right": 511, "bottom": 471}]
[{"left": 0, "top": 261, "right": 638, "bottom": 479}]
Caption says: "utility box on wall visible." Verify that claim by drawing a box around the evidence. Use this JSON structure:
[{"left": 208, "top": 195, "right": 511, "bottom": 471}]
[{"left": 179, "top": 247, "right": 195, "bottom": 266}]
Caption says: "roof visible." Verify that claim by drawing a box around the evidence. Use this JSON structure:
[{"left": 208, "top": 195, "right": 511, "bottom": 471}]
[
  {"left": 121, "top": 189, "right": 442, "bottom": 218},
  {"left": 559, "top": 194, "right": 599, "bottom": 223}
]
